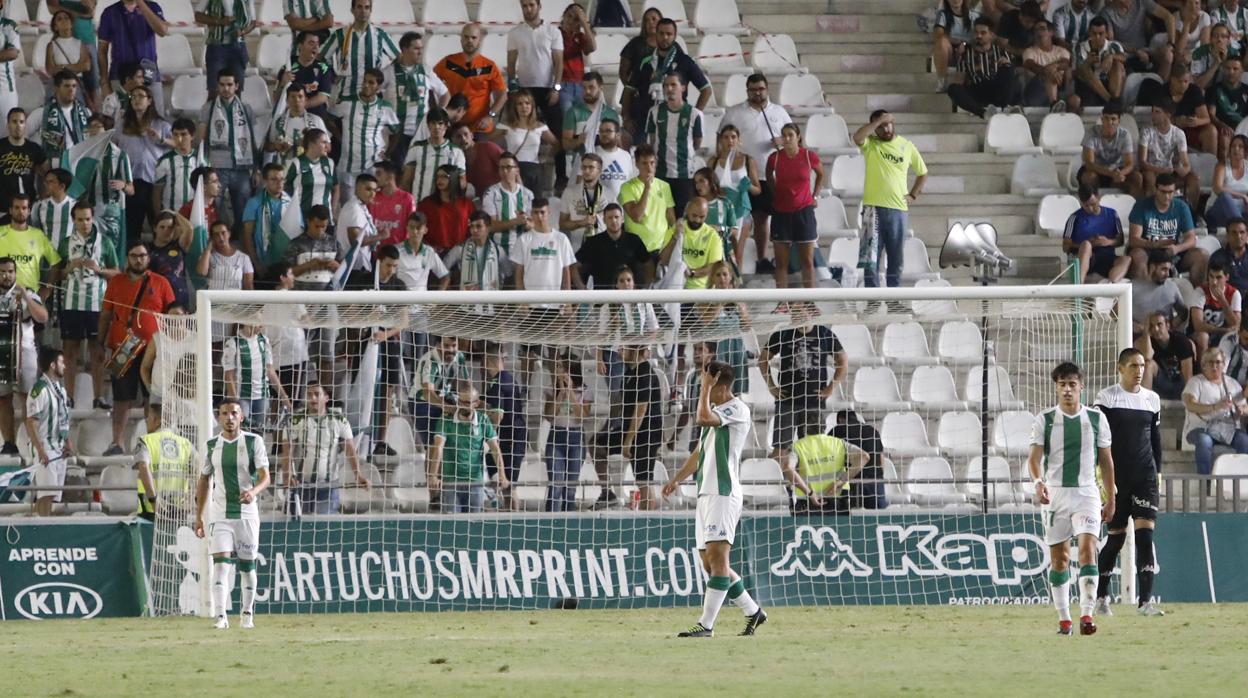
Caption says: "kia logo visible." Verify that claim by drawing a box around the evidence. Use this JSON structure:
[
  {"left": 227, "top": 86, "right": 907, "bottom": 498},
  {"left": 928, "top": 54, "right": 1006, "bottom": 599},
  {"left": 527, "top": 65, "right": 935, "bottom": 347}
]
[{"left": 14, "top": 582, "right": 104, "bottom": 620}]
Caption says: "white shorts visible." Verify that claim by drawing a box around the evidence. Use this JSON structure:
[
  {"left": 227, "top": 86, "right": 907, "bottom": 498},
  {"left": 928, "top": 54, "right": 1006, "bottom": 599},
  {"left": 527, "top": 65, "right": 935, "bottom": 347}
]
[
  {"left": 0, "top": 341, "right": 38, "bottom": 397},
  {"left": 1043, "top": 487, "right": 1102, "bottom": 545},
  {"left": 33, "top": 453, "right": 66, "bottom": 503},
  {"left": 695, "top": 494, "right": 742, "bottom": 550},
  {"left": 209, "top": 517, "right": 260, "bottom": 560}
]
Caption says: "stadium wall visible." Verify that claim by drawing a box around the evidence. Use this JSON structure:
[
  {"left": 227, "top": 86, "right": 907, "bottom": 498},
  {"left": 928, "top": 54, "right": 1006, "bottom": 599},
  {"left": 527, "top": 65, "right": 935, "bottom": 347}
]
[{"left": 2, "top": 515, "right": 1245, "bottom": 619}]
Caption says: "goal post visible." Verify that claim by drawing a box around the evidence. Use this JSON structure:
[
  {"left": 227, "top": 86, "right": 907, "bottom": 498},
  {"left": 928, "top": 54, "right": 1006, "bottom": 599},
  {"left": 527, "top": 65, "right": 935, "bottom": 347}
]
[{"left": 148, "top": 283, "right": 1132, "bottom": 617}]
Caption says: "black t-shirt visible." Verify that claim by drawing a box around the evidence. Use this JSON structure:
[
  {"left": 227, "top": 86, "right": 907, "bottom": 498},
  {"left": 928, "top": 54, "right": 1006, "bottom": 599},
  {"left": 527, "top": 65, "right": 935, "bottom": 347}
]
[
  {"left": 0, "top": 139, "right": 47, "bottom": 212},
  {"left": 1153, "top": 333, "right": 1194, "bottom": 380},
  {"left": 622, "top": 360, "right": 662, "bottom": 448},
  {"left": 1140, "top": 81, "right": 1204, "bottom": 118},
  {"left": 996, "top": 11, "right": 1034, "bottom": 52},
  {"left": 619, "top": 35, "right": 652, "bottom": 84},
  {"left": 829, "top": 421, "right": 882, "bottom": 469},
  {"left": 765, "top": 325, "right": 844, "bottom": 397},
  {"left": 576, "top": 230, "right": 651, "bottom": 288}
]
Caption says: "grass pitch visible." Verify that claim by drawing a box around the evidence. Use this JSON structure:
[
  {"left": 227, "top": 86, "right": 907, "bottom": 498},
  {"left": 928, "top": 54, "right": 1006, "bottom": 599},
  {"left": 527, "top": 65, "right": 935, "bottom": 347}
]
[{"left": 4, "top": 604, "right": 1245, "bottom": 697}]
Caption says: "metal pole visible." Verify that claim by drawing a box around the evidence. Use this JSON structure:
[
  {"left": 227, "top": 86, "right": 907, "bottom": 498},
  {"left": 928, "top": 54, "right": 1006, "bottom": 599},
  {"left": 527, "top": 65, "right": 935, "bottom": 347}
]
[{"left": 980, "top": 269, "right": 990, "bottom": 515}]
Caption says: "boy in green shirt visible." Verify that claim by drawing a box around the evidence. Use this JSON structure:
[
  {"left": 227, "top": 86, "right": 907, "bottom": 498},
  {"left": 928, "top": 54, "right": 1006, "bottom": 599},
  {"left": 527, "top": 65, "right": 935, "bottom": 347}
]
[{"left": 429, "top": 384, "right": 509, "bottom": 513}]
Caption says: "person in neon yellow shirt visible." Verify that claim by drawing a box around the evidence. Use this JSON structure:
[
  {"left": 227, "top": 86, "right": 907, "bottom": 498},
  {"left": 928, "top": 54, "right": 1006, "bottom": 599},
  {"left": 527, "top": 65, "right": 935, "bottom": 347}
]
[
  {"left": 619, "top": 143, "right": 675, "bottom": 260},
  {"left": 853, "top": 110, "right": 928, "bottom": 290},
  {"left": 0, "top": 193, "right": 62, "bottom": 292},
  {"left": 660, "top": 197, "right": 723, "bottom": 290}
]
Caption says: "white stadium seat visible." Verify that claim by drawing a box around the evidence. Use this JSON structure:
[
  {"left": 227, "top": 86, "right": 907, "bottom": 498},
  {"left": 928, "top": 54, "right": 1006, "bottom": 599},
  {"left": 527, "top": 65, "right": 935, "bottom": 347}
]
[
  {"left": 814, "top": 195, "right": 858, "bottom": 239},
  {"left": 907, "top": 457, "right": 970, "bottom": 507},
  {"left": 257, "top": 0, "right": 288, "bottom": 32},
  {"left": 779, "top": 73, "right": 830, "bottom": 116},
  {"left": 740, "top": 458, "right": 789, "bottom": 509},
  {"left": 828, "top": 154, "right": 865, "bottom": 197},
  {"left": 963, "top": 365, "right": 1025, "bottom": 411},
  {"left": 539, "top": 2, "right": 564, "bottom": 24},
  {"left": 1038, "top": 113, "right": 1085, "bottom": 155},
  {"left": 1123, "top": 72, "right": 1161, "bottom": 106},
  {"left": 1036, "top": 194, "right": 1079, "bottom": 238},
  {"left": 1197, "top": 234, "right": 1222, "bottom": 256},
  {"left": 991, "top": 410, "right": 1035, "bottom": 457},
  {"left": 852, "top": 366, "right": 911, "bottom": 412},
  {"left": 1010, "top": 153, "right": 1065, "bottom": 196},
  {"left": 830, "top": 323, "right": 883, "bottom": 366},
  {"left": 158, "top": 34, "right": 201, "bottom": 77},
  {"left": 424, "top": 34, "right": 464, "bottom": 67},
  {"left": 1099, "top": 193, "right": 1135, "bottom": 231},
  {"left": 1213, "top": 454, "right": 1248, "bottom": 501},
  {"left": 29, "top": 33, "right": 51, "bottom": 74},
  {"left": 17, "top": 73, "right": 45, "bottom": 112},
  {"left": 895, "top": 236, "right": 940, "bottom": 283},
  {"left": 881, "top": 321, "right": 937, "bottom": 366},
  {"left": 909, "top": 365, "right": 969, "bottom": 411},
  {"left": 963, "top": 456, "right": 1021, "bottom": 505},
  {"left": 171, "top": 75, "right": 210, "bottom": 116},
  {"left": 100, "top": 465, "right": 138, "bottom": 515},
  {"left": 514, "top": 458, "right": 548, "bottom": 511},
  {"left": 424, "top": 0, "right": 471, "bottom": 33},
  {"left": 242, "top": 77, "right": 273, "bottom": 115},
  {"left": 1191, "top": 152, "right": 1218, "bottom": 193},
  {"left": 644, "top": 0, "right": 696, "bottom": 34},
  {"left": 910, "top": 278, "right": 964, "bottom": 320},
  {"left": 936, "top": 411, "right": 983, "bottom": 457},
  {"left": 984, "top": 113, "right": 1042, "bottom": 155},
  {"left": 339, "top": 464, "right": 385, "bottom": 513},
  {"left": 751, "top": 34, "right": 802, "bottom": 75},
  {"left": 700, "top": 109, "right": 723, "bottom": 150},
  {"left": 588, "top": 33, "right": 630, "bottom": 73},
  {"left": 882, "top": 457, "right": 913, "bottom": 506},
  {"left": 477, "top": 0, "right": 523, "bottom": 31},
  {"left": 936, "top": 320, "right": 986, "bottom": 365},
  {"left": 4, "top": 0, "right": 35, "bottom": 35},
  {"left": 694, "top": 0, "right": 749, "bottom": 35},
  {"left": 806, "top": 113, "right": 858, "bottom": 157},
  {"left": 258, "top": 33, "right": 293, "bottom": 77},
  {"left": 389, "top": 460, "right": 430, "bottom": 512},
  {"left": 697, "top": 34, "right": 752, "bottom": 76},
  {"left": 721, "top": 73, "right": 748, "bottom": 107},
  {"left": 881, "top": 412, "right": 940, "bottom": 457},
  {"left": 826, "top": 238, "right": 861, "bottom": 287}
]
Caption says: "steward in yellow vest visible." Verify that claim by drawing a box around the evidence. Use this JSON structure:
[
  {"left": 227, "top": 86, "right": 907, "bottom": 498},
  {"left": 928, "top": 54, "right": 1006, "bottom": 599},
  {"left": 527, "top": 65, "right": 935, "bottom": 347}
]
[
  {"left": 135, "top": 430, "right": 195, "bottom": 521},
  {"left": 786, "top": 434, "right": 869, "bottom": 515}
]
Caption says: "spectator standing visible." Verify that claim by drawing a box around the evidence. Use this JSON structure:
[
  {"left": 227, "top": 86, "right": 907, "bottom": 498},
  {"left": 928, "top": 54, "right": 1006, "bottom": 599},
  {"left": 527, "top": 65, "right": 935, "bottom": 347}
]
[
  {"left": 193, "top": 0, "right": 256, "bottom": 91},
  {"left": 646, "top": 74, "right": 704, "bottom": 215},
  {"left": 542, "top": 355, "right": 586, "bottom": 512},
  {"left": 932, "top": 0, "right": 981, "bottom": 91},
  {"left": 444, "top": 211, "right": 504, "bottom": 304},
  {"left": 84, "top": 114, "right": 134, "bottom": 255},
  {"left": 178, "top": 166, "right": 219, "bottom": 237},
  {"left": 787, "top": 433, "right": 870, "bottom": 515},
  {"left": 283, "top": 205, "right": 343, "bottom": 316},
  {"left": 575, "top": 203, "right": 650, "bottom": 288},
  {"left": 333, "top": 68, "right": 399, "bottom": 196},
  {"left": 1182, "top": 347, "right": 1248, "bottom": 475},
  {"left": 622, "top": 18, "right": 711, "bottom": 143},
  {"left": 154, "top": 118, "right": 206, "bottom": 215},
  {"left": 0, "top": 15, "right": 18, "bottom": 138},
  {"left": 596, "top": 265, "right": 658, "bottom": 393},
  {"left": 854, "top": 111, "right": 928, "bottom": 290},
  {"left": 40, "top": 72, "right": 91, "bottom": 163},
  {"left": 26, "top": 348, "right": 72, "bottom": 516},
  {"left": 561, "top": 71, "right": 617, "bottom": 178},
  {"left": 429, "top": 383, "right": 508, "bottom": 514},
  {"left": 693, "top": 167, "right": 744, "bottom": 276},
  {"left": 590, "top": 344, "right": 662, "bottom": 510},
  {"left": 619, "top": 144, "right": 675, "bottom": 268},
  {"left": 0, "top": 195, "right": 61, "bottom": 292},
  {"left": 1208, "top": 135, "right": 1248, "bottom": 228},
  {"left": 1063, "top": 183, "right": 1131, "bottom": 284},
  {"left": 320, "top": 0, "right": 397, "bottom": 102},
  {"left": 1053, "top": 0, "right": 1096, "bottom": 48},
  {"left": 1131, "top": 252, "right": 1188, "bottom": 334},
  {"left": 403, "top": 108, "right": 464, "bottom": 204},
  {"left": 1074, "top": 17, "right": 1126, "bottom": 107},
  {"left": 283, "top": 0, "right": 334, "bottom": 51},
  {"left": 559, "top": 3, "right": 596, "bottom": 113},
  {"left": 266, "top": 85, "right": 328, "bottom": 171},
  {"left": 148, "top": 211, "right": 193, "bottom": 308},
  {"left": 510, "top": 197, "right": 575, "bottom": 296},
  {"left": 97, "top": 0, "right": 168, "bottom": 106},
  {"left": 240, "top": 163, "right": 292, "bottom": 274},
  {"left": 560, "top": 152, "right": 608, "bottom": 248},
  {"left": 1140, "top": 310, "right": 1195, "bottom": 398},
  {"left": 1079, "top": 102, "right": 1141, "bottom": 191},
  {"left": 394, "top": 212, "right": 450, "bottom": 291},
  {"left": 493, "top": 89, "right": 559, "bottom": 197},
  {"left": 385, "top": 32, "right": 449, "bottom": 162},
  {"left": 113, "top": 85, "right": 170, "bottom": 246},
  {"left": 0, "top": 258, "right": 48, "bottom": 455},
  {"left": 281, "top": 381, "right": 368, "bottom": 515},
  {"left": 47, "top": 1, "right": 99, "bottom": 108},
  {"left": 285, "top": 129, "right": 338, "bottom": 219},
  {"left": 452, "top": 123, "right": 503, "bottom": 198},
  {"left": 412, "top": 334, "right": 470, "bottom": 447},
  {"left": 196, "top": 220, "right": 254, "bottom": 341},
  {"left": 1207, "top": 55, "right": 1248, "bottom": 155},
  {"left": 197, "top": 69, "right": 257, "bottom": 230},
  {"left": 765, "top": 124, "right": 822, "bottom": 289},
  {"left": 506, "top": 0, "right": 565, "bottom": 148},
  {"left": 947, "top": 17, "right": 1024, "bottom": 119},
  {"left": 418, "top": 164, "right": 475, "bottom": 254},
  {"left": 829, "top": 410, "right": 888, "bottom": 510},
  {"left": 617, "top": 7, "right": 661, "bottom": 88},
  {"left": 0, "top": 110, "right": 47, "bottom": 215},
  {"left": 435, "top": 23, "right": 508, "bottom": 134},
  {"left": 98, "top": 241, "right": 175, "bottom": 455},
  {"left": 995, "top": 0, "right": 1042, "bottom": 60},
  {"left": 98, "top": 64, "right": 146, "bottom": 125},
  {"left": 483, "top": 343, "right": 527, "bottom": 511},
  {"left": 336, "top": 174, "right": 384, "bottom": 274},
  {"left": 1190, "top": 260, "right": 1243, "bottom": 355},
  {"left": 280, "top": 32, "right": 334, "bottom": 119},
  {"left": 482, "top": 153, "right": 535, "bottom": 262},
  {"left": 370, "top": 161, "right": 416, "bottom": 247},
  {"left": 660, "top": 197, "right": 722, "bottom": 291},
  {"left": 593, "top": 117, "right": 634, "bottom": 203},
  {"left": 53, "top": 202, "right": 120, "bottom": 409},
  {"left": 1098, "top": 0, "right": 1175, "bottom": 78},
  {"left": 1128, "top": 173, "right": 1205, "bottom": 282},
  {"left": 33, "top": 169, "right": 76, "bottom": 252},
  {"left": 1211, "top": 217, "right": 1248, "bottom": 294},
  {"left": 222, "top": 323, "right": 292, "bottom": 430},
  {"left": 261, "top": 262, "right": 311, "bottom": 406},
  {"left": 1139, "top": 100, "right": 1200, "bottom": 201},
  {"left": 1023, "top": 20, "right": 1076, "bottom": 111}
]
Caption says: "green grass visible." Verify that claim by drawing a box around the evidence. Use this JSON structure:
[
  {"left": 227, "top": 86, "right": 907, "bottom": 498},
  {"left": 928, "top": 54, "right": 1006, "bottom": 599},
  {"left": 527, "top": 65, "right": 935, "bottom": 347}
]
[{"left": 3, "top": 604, "right": 1245, "bottom": 697}]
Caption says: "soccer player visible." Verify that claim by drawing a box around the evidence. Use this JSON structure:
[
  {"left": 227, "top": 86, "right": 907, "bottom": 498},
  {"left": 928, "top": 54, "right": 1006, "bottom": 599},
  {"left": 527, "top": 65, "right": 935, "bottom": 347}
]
[
  {"left": 662, "top": 361, "right": 766, "bottom": 638},
  {"left": 1028, "top": 362, "right": 1115, "bottom": 636},
  {"left": 1095, "top": 348, "right": 1166, "bottom": 617},
  {"left": 195, "top": 399, "right": 271, "bottom": 630}
]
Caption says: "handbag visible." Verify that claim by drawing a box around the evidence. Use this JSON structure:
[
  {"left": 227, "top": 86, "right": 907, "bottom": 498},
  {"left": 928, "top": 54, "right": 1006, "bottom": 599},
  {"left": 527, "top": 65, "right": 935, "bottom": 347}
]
[
  {"left": 106, "top": 272, "right": 152, "bottom": 378},
  {"left": 1205, "top": 377, "right": 1242, "bottom": 445}
]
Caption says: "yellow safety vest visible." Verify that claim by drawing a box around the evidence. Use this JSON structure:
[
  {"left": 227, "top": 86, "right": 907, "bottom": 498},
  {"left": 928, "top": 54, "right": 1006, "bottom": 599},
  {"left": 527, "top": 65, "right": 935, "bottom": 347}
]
[
  {"left": 792, "top": 434, "right": 850, "bottom": 498},
  {"left": 137, "top": 430, "right": 194, "bottom": 515}
]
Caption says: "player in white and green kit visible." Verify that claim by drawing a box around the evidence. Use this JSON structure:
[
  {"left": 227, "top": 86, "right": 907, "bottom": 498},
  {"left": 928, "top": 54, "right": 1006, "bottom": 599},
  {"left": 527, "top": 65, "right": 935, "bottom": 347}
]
[
  {"left": 662, "top": 361, "right": 766, "bottom": 637},
  {"left": 1028, "top": 361, "right": 1116, "bottom": 637},
  {"left": 195, "top": 399, "right": 271, "bottom": 630}
]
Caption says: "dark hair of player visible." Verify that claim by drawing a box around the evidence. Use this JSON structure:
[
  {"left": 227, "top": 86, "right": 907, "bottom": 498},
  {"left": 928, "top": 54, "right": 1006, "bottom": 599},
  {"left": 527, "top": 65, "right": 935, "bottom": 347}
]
[{"left": 1051, "top": 361, "right": 1082, "bottom": 382}]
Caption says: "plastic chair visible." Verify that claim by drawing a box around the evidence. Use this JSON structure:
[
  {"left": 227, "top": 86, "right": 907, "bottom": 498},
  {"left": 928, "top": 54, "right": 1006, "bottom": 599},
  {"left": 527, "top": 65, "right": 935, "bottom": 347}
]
[
  {"left": 937, "top": 320, "right": 987, "bottom": 365},
  {"left": 882, "top": 457, "right": 913, "bottom": 506},
  {"left": 964, "top": 456, "right": 1021, "bottom": 505},
  {"left": 894, "top": 237, "right": 940, "bottom": 284},
  {"left": 907, "top": 456, "right": 970, "bottom": 506},
  {"left": 4, "top": 0, "right": 34, "bottom": 35},
  {"left": 1038, "top": 113, "right": 1085, "bottom": 155},
  {"left": 257, "top": 0, "right": 287, "bottom": 32},
  {"left": 825, "top": 238, "right": 861, "bottom": 287},
  {"left": 936, "top": 411, "right": 983, "bottom": 457},
  {"left": 389, "top": 461, "right": 431, "bottom": 512},
  {"left": 806, "top": 113, "right": 858, "bottom": 157},
  {"left": 588, "top": 33, "right": 630, "bottom": 73},
  {"left": 1036, "top": 194, "right": 1080, "bottom": 238},
  {"left": 697, "top": 34, "right": 751, "bottom": 75},
  {"left": 985, "top": 113, "right": 1042, "bottom": 155},
  {"left": 161, "top": 0, "right": 202, "bottom": 36},
  {"left": 1197, "top": 234, "right": 1223, "bottom": 256},
  {"left": 694, "top": 0, "right": 749, "bottom": 35},
  {"left": 339, "top": 464, "right": 385, "bottom": 513},
  {"left": 29, "top": 33, "right": 51, "bottom": 75},
  {"left": 881, "top": 321, "right": 937, "bottom": 366},
  {"left": 779, "top": 72, "right": 829, "bottom": 116},
  {"left": 965, "top": 366, "right": 1027, "bottom": 410},
  {"left": 1212, "top": 453, "right": 1248, "bottom": 501},
  {"left": 477, "top": 0, "right": 524, "bottom": 30},
  {"left": 1100, "top": 193, "right": 1136, "bottom": 232},
  {"left": 721, "top": 72, "right": 748, "bottom": 107},
  {"left": 157, "top": 34, "right": 201, "bottom": 77},
  {"left": 751, "top": 34, "right": 802, "bottom": 75},
  {"left": 910, "top": 278, "right": 965, "bottom": 320},
  {"left": 424, "top": 0, "right": 471, "bottom": 33},
  {"left": 828, "top": 154, "right": 865, "bottom": 196},
  {"left": 514, "top": 458, "right": 548, "bottom": 511},
  {"left": 242, "top": 77, "right": 273, "bottom": 116},
  {"left": 910, "top": 365, "right": 970, "bottom": 411},
  {"left": 257, "top": 33, "right": 292, "bottom": 77},
  {"left": 881, "top": 412, "right": 941, "bottom": 457},
  {"left": 830, "top": 323, "right": 883, "bottom": 366},
  {"left": 100, "top": 465, "right": 138, "bottom": 515},
  {"left": 17, "top": 74, "right": 45, "bottom": 113},
  {"left": 740, "top": 458, "right": 789, "bottom": 509},
  {"left": 1191, "top": 152, "right": 1218, "bottom": 193},
  {"left": 852, "top": 366, "right": 912, "bottom": 412},
  {"left": 815, "top": 195, "right": 858, "bottom": 239},
  {"left": 643, "top": 0, "right": 694, "bottom": 34},
  {"left": 170, "top": 74, "right": 209, "bottom": 116},
  {"left": 1011, "top": 153, "right": 1065, "bottom": 196}
]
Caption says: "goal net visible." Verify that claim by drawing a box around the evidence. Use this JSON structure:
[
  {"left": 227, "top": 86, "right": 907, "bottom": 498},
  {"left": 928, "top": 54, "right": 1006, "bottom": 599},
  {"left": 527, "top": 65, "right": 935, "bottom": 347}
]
[{"left": 147, "top": 285, "right": 1130, "bottom": 616}]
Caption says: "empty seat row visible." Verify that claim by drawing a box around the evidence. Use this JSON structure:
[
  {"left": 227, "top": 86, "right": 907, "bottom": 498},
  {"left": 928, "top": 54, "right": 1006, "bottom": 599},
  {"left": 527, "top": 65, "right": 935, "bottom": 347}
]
[
  {"left": 832, "top": 320, "right": 987, "bottom": 367},
  {"left": 880, "top": 409, "right": 1034, "bottom": 458},
  {"left": 884, "top": 456, "right": 1030, "bottom": 508}
]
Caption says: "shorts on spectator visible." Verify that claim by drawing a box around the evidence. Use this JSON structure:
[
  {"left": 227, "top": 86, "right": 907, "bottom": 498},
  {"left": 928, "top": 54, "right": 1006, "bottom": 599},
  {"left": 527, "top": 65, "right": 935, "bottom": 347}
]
[
  {"left": 111, "top": 360, "right": 149, "bottom": 403},
  {"left": 748, "top": 188, "right": 774, "bottom": 216},
  {"left": 593, "top": 422, "right": 659, "bottom": 482},
  {"left": 1075, "top": 166, "right": 1118, "bottom": 189},
  {"left": 60, "top": 310, "right": 100, "bottom": 341},
  {"left": 1074, "top": 79, "right": 1112, "bottom": 108},
  {"left": 1088, "top": 250, "right": 1120, "bottom": 278},
  {"left": 770, "top": 206, "right": 818, "bottom": 244},
  {"left": 1152, "top": 369, "right": 1185, "bottom": 399},
  {"left": 34, "top": 453, "right": 67, "bottom": 503}
]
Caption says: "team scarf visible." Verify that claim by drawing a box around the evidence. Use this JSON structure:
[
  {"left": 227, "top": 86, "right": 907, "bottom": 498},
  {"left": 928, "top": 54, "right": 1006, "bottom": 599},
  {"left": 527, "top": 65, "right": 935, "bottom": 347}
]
[
  {"left": 254, "top": 189, "right": 291, "bottom": 267},
  {"left": 207, "top": 96, "right": 255, "bottom": 167},
  {"left": 394, "top": 62, "right": 430, "bottom": 135},
  {"left": 581, "top": 99, "right": 604, "bottom": 152},
  {"left": 41, "top": 99, "right": 91, "bottom": 156}
]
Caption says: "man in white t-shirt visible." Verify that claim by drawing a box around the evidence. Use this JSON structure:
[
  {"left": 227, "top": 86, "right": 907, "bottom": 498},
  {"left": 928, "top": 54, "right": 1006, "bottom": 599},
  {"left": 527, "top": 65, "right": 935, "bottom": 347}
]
[
  {"left": 722, "top": 73, "right": 791, "bottom": 274},
  {"left": 1022, "top": 20, "right": 1075, "bottom": 111},
  {"left": 510, "top": 196, "right": 575, "bottom": 380},
  {"left": 396, "top": 211, "right": 451, "bottom": 291},
  {"left": 335, "top": 174, "right": 387, "bottom": 274},
  {"left": 1138, "top": 100, "right": 1200, "bottom": 202},
  {"left": 506, "top": 0, "right": 564, "bottom": 148}
]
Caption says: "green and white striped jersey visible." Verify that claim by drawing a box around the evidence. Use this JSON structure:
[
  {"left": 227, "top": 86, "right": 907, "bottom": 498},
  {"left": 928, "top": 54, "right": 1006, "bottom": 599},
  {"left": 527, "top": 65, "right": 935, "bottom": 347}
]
[
  {"left": 222, "top": 332, "right": 273, "bottom": 400},
  {"left": 32, "top": 195, "right": 75, "bottom": 252},
  {"left": 283, "top": 0, "right": 329, "bottom": 19},
  {"left": 267, "top": 111, "right": 328, "bottom": 170},
  {"left": 58, "top": 226, "right": 120, "bottom": 312},
  {"left": 1030, "top": 405, "right": 1111, "bottom": 489},
  {"left": 321, "top": 24, "right": 398, "bottom": 101},
  {"left": 89, "top": 144, "right": 132, "bottom": 212},
  {"left": 285, "top": 411, "right": 353, "bottom": 483},
  {"left": 695, "top": 397, "right": 751, "bottom": 498},
  {"left": 194, "top": 0, "right": 252, "bottom": 46},
  {"left": 386, "top": 61, "right": 448, "bottom": 139},
  {"left": 201, "top": 431, "right": 269, "bottom": 521},
  {"left": 26, "top": 374, "right": 71, "bottom": 454},
  {"left": 645, "top": 103, "right": 704, "bottom": 180},
  {"left": 480, "top": 182, "right": 533, "bottom": 256},
  {"left": 285, "top": 154, "right": 337, "bottom": 215},
  {"left": 0, "top": 19, "right": 18, "bottom": 93},
  {"left": 154, "top": 149, "right": 207, "bottom": 212},
  {"left": 333, "top": 96, "right": 399, "bottom": 175},
  {"left": 412, "top": 349, "right": 469, "bottom": 402},
  {"left": 404, "top": 139, "right": 464, "bottom": 202}
]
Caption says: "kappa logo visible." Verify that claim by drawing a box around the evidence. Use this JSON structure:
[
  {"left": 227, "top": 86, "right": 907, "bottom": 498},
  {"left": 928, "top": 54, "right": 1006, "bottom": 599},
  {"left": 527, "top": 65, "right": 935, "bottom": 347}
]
[{"left": 770, "top": 524, "right": 874, "bottom": 578}]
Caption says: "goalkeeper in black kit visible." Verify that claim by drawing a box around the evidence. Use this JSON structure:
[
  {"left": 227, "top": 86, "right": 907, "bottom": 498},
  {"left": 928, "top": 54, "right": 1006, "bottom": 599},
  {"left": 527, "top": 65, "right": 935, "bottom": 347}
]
[{"left": 1094, "top": 348, "right": 1166, "bottom": 617}]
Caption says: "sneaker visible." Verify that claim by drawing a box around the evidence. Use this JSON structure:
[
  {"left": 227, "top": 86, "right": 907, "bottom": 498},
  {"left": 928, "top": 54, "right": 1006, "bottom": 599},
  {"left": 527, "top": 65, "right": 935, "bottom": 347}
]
[
  {"left": 1138, "top": 601, "right": 1165, "bottom": 617},
  {"left": 372, "top": 443, "right": 398, "bottom": 457},
  {"left": 1057, "top": 620, "right": 1073, "bottom": 636},
  {"left": 755, "top": 259, "right": 776, "bottom": 274},
  {"left": 677, "top": 622, "right": 714, "bottom": 638},
  {"left": 1094, "top": 597, "right": 1113, "bottom": 617},
  {"left": 984, "top": 105, "right": 1002, "bottom": 119},
  {"left": 93, "top": 398, "right": 112, "bottom": 411},
  {"left": 1079, "top": 615, "right": 1097, "bottom": 635},
  {"left": 589, "top": 490, "right": 619, "bottom": 511},
  {"left": 935, "top": 77, "right": 947, "bottom": 93},
  {"left": 102, "top": 444, "right": 124, "bottom": 457},
  {"left": 0, "top": 442, "right": 18, "bottom": 456},
  {"left": 1050, "top": 99, "right": 1067, "bottom": 114},
  {"left": 1006, "top": 104, "right": 1025, "bottom": 115},
  {"left": 213, "top": 616, "right": 229, "bottom": 630},
  {"left": 739, "top": 609, "right": 768, "bottom": 636},
  {"left": 241, "top": 612, "right": 254, "bottom": 629}
]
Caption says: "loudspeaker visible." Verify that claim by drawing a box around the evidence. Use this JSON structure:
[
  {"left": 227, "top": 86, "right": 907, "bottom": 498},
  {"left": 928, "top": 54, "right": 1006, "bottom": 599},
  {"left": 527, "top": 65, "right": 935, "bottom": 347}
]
[{"left": 939, "top": 222, "right": 1014, "bottom": 271}]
